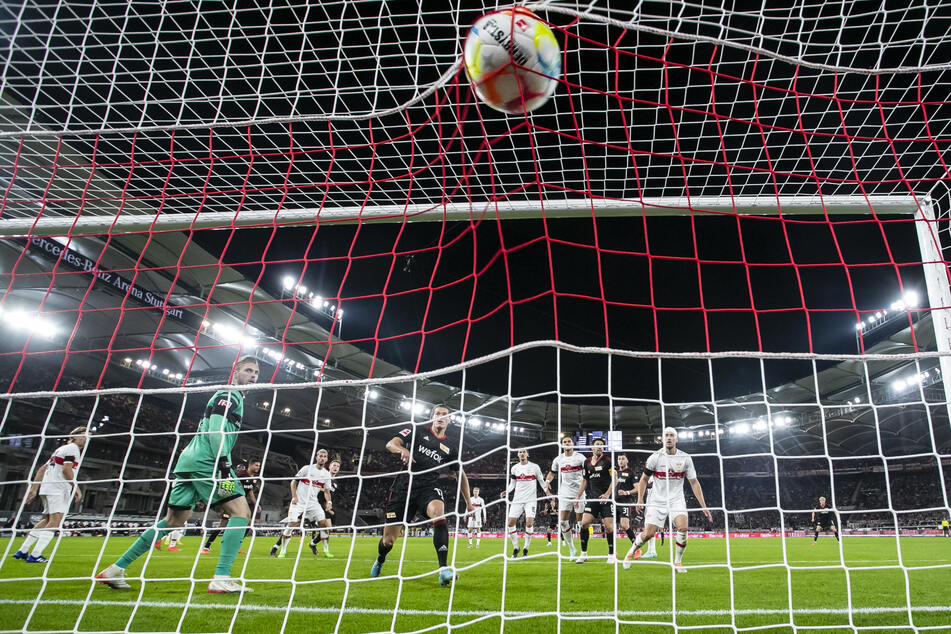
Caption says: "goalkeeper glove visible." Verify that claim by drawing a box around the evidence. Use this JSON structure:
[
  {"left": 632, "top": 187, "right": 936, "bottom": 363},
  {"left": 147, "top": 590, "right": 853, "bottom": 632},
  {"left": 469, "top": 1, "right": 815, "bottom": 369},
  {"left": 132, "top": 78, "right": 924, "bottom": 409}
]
[{"left": 217, "top": 457, "right": 235, "bottom": 495}]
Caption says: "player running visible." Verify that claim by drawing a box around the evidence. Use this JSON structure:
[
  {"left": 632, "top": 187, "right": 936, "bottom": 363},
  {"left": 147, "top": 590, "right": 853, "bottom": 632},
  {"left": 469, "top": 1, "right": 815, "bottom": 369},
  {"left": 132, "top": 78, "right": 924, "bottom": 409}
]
[
  {"left": 546, "top": 436, "right": 586, "bottom": 557},
  {"left": 623, "top": 427, "right": 711, "bottom": 572},
  {"left": 13, "top": 427, "right": 88, "bottom": 563},
  {"left": 640, "top": 476, "right": 664, "bottom": 559},
  {"left": 811, "top": 496, "right": 839, "bottom": 544},
  {"left": 500, "top": 449, "right": 551, "bottom": 557},
  {"left": 371, "top": 405, "right": 473, "bottom": 587},
  {"left": 466, "top": 487, "right": 487, "bottom": 548},
  {"left": 272, "top": 448, "right": 333, "bottom": 558},
  {"left": 576, "top": 438, "right": 616, "bottom": 563},
  {"left": 97, "top": 356, "right": 259, "bottom": 594},
  {"left": 309, "top": 457, "right": 339, "bottom": 556}
]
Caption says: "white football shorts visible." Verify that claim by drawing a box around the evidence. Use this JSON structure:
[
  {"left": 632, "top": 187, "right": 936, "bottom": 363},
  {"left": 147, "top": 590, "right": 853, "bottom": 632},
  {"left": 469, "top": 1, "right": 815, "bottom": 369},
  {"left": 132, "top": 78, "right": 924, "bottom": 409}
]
[
  {"left": 644, "top": 497, "right": 688, "bottom": 527},
  {"left": 557, "top": 492, "right": 584, "bottom": 514},
  {"left": 507, "top": 500, "right": 537, "bottom": 519},
  {"left": 287, "top": 502, "right": 326, "bottom": 524},
  {"left": 40, "top": 491, "right": 71, "bottom": 516}
]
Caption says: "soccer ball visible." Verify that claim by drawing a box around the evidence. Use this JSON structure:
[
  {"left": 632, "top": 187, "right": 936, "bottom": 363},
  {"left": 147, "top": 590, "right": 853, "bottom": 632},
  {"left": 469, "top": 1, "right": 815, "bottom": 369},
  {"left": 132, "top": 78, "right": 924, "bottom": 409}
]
[{"left": 463, "top": 8, "right": 561, "bottom": 114}]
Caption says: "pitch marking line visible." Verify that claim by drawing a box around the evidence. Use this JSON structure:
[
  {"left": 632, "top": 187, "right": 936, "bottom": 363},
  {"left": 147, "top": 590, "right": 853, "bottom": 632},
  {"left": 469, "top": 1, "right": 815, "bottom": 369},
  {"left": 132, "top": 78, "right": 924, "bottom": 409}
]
[{"left": 1, "top": 599, "right": 949, "bottom": 617}]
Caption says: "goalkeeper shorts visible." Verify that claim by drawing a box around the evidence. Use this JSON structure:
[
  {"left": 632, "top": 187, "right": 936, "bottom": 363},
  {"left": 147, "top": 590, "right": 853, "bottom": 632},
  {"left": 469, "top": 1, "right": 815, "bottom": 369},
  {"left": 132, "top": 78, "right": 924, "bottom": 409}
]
[{"left": 168, "top": 471, "right": 245, "bottom": 510}]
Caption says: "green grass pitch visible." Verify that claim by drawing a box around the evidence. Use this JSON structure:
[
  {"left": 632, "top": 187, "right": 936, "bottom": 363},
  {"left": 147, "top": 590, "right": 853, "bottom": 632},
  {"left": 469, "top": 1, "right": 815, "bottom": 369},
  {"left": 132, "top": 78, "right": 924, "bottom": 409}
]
[{"left": 1, "top": 534, "right": 949, "bottom": 633}]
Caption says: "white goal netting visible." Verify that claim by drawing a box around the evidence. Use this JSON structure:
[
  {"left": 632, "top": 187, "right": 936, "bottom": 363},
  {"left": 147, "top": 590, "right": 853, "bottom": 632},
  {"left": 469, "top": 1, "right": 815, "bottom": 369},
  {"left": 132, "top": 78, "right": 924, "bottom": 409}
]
[{"left": 1, "top": 0, "right": 951, "bottom": 632}]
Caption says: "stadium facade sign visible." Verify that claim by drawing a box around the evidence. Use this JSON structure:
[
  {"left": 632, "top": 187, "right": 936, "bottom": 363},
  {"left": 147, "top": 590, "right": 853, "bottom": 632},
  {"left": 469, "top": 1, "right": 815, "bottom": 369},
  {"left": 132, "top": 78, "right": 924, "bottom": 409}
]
[{"left": 28, "top": 236, "right": 188, "bottom": 322}]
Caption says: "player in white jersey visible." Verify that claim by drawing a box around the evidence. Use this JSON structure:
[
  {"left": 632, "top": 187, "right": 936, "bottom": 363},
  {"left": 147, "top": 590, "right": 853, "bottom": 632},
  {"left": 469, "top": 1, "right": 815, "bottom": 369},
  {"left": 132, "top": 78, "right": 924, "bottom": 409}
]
[
  {"left": 13, "top": 427, "right": 88, "bottom": 564},
  {"left": 466, "top": 487, "right": 487, "bottom": 548},
  {"left": 271, "top": 448, "right": 333, "bottom": 558},
  {"left": 623, "top": 428, "right": 711, "bottom": 572},
  {"left": 310, "top": 458, "right": 340, "bottom": 556},
  {"left": 500, "top": 449, "right": 550, "bottom": 557},
  {"left": 545, "top": 436, "right": 586, "bottom": 557}
]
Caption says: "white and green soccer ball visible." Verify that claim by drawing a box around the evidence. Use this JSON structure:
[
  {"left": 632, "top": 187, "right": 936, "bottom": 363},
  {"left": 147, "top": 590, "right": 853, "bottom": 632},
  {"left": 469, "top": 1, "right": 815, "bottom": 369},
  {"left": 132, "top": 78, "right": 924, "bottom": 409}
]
[{"left": 464, "top": 7, "right": 561, "bottom": 114}]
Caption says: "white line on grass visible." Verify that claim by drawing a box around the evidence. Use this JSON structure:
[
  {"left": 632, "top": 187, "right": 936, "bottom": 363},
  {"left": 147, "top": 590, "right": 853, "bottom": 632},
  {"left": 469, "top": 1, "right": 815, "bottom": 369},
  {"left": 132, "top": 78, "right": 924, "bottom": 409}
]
[{"left": 1, "top": 599, "right": 948, "bottom": 618}]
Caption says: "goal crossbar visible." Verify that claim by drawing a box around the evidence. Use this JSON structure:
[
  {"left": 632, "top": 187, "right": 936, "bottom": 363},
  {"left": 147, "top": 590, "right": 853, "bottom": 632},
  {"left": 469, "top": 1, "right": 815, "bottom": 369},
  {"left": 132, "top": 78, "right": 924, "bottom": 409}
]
[{"left": 0, "top": 195, "right": 926, "bottom": 238}]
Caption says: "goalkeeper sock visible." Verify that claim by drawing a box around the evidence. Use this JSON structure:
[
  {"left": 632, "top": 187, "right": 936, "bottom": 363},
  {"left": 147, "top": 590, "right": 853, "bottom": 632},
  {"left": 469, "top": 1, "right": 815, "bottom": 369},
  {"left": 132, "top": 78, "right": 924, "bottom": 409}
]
[
  {"left": 214, "top": 516, "right": 249, "bottom": 577},
  {"left": 205, "top": 528, "right": 223, "bottom": 548},
  {"left": 507, "top": 525, "right": 518, "bottom": 550},
  {"left": 522, "top": 527, "right": 533, "bottom": 551},
  {"left": 579, "top": 526, "right": 589, "bottom": 553},
  {"left": 606, "top": 530, "right": 614, "bottom": 555},
  {"left": 674, "top": 531, "right": 687, "bottom": 564},
  {"left": 116, "top": 520, "right": 172, "bottom": 569},
  {"left": 377, "top": 539, "right": 393, "bottom": 564},
  {"left": 433, "top": 519, "right": 449, "bottom": 568},
  {"left": 834, "top": 531, "right": 840, "bottom": 543},
  {"left": 814, "top": 529, "right": 820, "bottom": 542},
  {"left": 31, "top": 529, "right": 55, "bottom": 557},
  {"left": 18, "top": 531, "right": 40, "bottom": 554}
]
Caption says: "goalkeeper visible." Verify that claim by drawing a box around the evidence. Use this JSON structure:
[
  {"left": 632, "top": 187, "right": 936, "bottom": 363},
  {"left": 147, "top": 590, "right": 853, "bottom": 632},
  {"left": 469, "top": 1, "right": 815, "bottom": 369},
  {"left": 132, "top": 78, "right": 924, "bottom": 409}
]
[{"left": 97, "top": 357, "right": 259, "bottom": 594}]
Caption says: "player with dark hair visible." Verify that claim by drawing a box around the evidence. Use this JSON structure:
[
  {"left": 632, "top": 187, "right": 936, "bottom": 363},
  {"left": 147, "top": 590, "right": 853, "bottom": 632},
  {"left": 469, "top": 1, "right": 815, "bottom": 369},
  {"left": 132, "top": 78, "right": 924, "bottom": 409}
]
[
  {"left": 545, "top": 436, "right": 586, "bottom": 558},
  {"left": 310, "top": 458, "right": 340, "bottom": 556},
  {"left": 371, "top": 405, "right": 473, "bottom": 587},
  {"left": 811, "top": 496, "right": 839, "bottom": 544},
  {"left": 536, "top": 500, "right": 554, "bottom": 546},
  {"left": 13, "top": 426, "right": 88, "bottom": 563},
  {"left": 98, "top": 357, "right": 259, "bottom": 594},
  {"left": 622, "top": 427, "right": 712, "bottom": 572},
  {"left": 575, "top": 438, "right": 615, "bottom": 563},
  {"left": 273, "top": 449, "right": 333, "bottom": 558},
  {"left": 500, "top": 448, "right": 550, "bottom": 557},
  {"left": 614, "top": 453, "right": 637, "bottom": 549}
]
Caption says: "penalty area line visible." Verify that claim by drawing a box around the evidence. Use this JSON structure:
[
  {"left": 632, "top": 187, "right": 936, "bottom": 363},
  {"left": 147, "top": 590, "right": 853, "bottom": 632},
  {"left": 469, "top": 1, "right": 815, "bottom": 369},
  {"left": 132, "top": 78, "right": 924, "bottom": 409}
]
[{"left": 1, "top": 599, "right": 949, "bottom": 617}]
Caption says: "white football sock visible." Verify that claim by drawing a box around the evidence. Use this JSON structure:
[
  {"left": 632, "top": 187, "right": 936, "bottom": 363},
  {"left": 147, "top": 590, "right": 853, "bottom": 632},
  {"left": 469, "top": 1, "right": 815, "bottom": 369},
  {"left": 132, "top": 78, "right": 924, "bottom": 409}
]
[
  {"left": 560, "top": 520, "right": 575, "bottom": 550},
  {"left": 646, "top": 534, "right": 657, "bottom": 555},
  {"left": 19, "top": 531, "right": 40, "bottom": 554},
  {"left": 507, "top": 525, "right": 518, "bottom": 549},
  {"left": 523, "top": 527, "right": 534, "bottom": 551},
  {"left": 675, "top": 531, "right": 687, "bottom": 564},
  {"left": 31, "top": 530, "right": 55, "bottom": 557},
  {"left": 626, "top": 532, "right": 644, "bottom": 555}
]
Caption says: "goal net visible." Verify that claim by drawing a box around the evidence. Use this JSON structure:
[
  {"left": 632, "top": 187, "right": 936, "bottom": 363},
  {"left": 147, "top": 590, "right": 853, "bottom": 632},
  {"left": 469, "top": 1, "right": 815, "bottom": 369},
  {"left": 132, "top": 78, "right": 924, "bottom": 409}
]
[{"left": 1, "top": 0, "right": 950, "bottom": 632}]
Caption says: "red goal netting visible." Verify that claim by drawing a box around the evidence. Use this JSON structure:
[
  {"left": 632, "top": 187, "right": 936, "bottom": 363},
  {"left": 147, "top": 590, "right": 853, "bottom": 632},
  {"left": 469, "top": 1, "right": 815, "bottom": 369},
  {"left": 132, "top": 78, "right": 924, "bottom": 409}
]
[{"left": 1, "top": 2, "right": 950, "bottom": 632}]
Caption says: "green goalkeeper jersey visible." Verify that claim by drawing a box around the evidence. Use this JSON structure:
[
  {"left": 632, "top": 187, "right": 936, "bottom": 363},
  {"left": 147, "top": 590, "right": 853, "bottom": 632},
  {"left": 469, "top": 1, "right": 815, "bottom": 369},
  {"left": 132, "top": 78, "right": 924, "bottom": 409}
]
[{"left": 173, "top": 389, "right": 245, "bottom": 476}]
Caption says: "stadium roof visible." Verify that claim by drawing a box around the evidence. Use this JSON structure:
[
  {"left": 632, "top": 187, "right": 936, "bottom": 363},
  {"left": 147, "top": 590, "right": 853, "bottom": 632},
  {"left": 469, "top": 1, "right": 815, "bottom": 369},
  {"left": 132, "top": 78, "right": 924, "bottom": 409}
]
[{"left": 3, "top": 223, "right": 946, "bottom": 458}]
